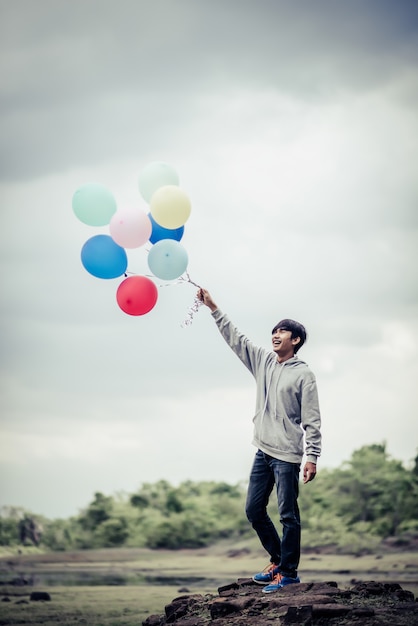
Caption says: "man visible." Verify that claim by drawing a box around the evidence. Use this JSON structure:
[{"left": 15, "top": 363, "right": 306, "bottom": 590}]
[{"left": 198, "top": 288, "right": 322, "bottom": 593}]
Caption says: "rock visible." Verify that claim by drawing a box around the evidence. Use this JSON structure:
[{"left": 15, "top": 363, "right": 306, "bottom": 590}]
[
  {"left": 30, "top": 591, "right": 51, "bottom": 602},
  {"left": 218, "top": 581, "right": 240, "bottom": 595},
  {"left": 350, "top": 607, "right": 375, "bottom": 617},
  {"left": 226, "top": 548, "right": 251, "bottom": 558},
  {"left": 209, "top": 596, "right": 255, "bottom": 619},
  {"left": 164, "top": 594, "right": 204, "bottom": 623},
  {"left": 312, "top": 603, "right": 351, "bottom": 618},
  {"left": 142, "top": 578, "right": 418, "bottom": 626},
  {"left": 143, "top": 615, "right": 164, "bottom": 626},
  {"left": 391, "top": 588, "right": 415, "bottom": 602}
]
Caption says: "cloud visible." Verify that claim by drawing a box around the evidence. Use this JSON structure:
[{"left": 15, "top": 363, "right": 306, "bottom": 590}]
[
  {"left": 0, "top": 0, "right": 417, "bottom": 517},
  {"left": 0, "top": 385, "right": 256, "bottom": 517},
  {"left": 1, "top": 1, "right": 417, "bottom": 180}
]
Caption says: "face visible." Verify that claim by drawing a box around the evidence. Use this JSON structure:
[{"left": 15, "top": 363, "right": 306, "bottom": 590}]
[{"left": 272, "top": 328, "right": 299, "bottom": 359}]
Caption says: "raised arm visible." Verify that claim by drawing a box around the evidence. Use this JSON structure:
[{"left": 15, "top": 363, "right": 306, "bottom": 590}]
[{"left": 197, "top": 287, "right": 267, "bottom": 376}]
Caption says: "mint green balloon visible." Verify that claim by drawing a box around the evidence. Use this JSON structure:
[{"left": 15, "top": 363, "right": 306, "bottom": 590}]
[
  {"left": 138, "top": 161, "right": 179, "bottom": 203},
  {"left": 72, "top": 183, "right": 117, "bottom": 226}
]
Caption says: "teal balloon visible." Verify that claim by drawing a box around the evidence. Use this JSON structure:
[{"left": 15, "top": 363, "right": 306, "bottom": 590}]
[
  {"left": 138, "top": 162, "right": 179, "bottom": 203},
  {"left": 81, "top": 235, "right": 127, "bottom": 279},
  {"left": 147, "top": 239, "right": 188, "bottom": 280},
  {"left": 72, "top": 183, "right": 117, "bottom": 226}
]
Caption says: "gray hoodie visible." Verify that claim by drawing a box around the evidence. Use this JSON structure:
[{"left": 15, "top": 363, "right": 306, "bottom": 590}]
[{"left": 212, "top": 309, "right": 322, "bottom": 465}]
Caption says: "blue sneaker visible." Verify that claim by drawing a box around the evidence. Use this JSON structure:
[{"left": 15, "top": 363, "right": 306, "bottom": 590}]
[
  {"left": 252, "top": 563, "right": 280, "bottom": 584},
  {"left": 262, "top": 573, "right": 300, "bottom": 593}
]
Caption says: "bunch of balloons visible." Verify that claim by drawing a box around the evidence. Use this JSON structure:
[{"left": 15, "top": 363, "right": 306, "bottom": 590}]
[{"left": 72, "top": 162, "right": 192, "bottom": 316}]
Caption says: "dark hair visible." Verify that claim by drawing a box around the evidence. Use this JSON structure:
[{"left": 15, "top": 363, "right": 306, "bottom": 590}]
[{"left": 271, "top": 319, "right": 307, "bottom": 353}]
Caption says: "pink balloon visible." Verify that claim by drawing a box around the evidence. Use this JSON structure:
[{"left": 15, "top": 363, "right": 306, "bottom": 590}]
[
  {"left": 110, "top": 208, "right": 152, "bottom": 248},
  {"left": 116, "top": 275, "right": 158, "bottom": 316}
]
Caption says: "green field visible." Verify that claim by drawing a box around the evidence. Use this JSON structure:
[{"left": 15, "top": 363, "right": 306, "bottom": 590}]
[{"left": 1, "top": 542, "right": 417, "bottom": 625}]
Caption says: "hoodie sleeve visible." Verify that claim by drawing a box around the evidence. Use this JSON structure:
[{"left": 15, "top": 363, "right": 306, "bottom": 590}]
[
  {"left": 301, "top": 378, "right": 322, "bottom": 464},
  {"left": 211, "top": 309, "right": 266, "bottom": 376}
]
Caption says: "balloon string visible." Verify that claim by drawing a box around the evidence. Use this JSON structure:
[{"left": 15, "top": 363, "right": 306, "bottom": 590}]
[
  {"left": 124, "top": 270, "right": 200, "bottom": 287},
  {"left": 181, "top": 295, "right": 203, "bottom": 328},
  {"left": 178, "top": 273, "right": 203, "bottom": 327},
  {"left": 123, "top": 268, "right": 203, "bottom": 326},
  {"left": 178, "top": 272, "right": 202, "bottom": 289}
]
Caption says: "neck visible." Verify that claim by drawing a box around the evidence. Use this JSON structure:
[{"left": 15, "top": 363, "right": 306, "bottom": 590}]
[{"left": 277, "top": 352, "right": 295, "bottom": 364}]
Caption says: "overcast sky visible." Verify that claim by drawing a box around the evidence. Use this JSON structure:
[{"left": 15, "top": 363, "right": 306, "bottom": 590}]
[{"left": 1, "top": 0, "right": 417, "bottom": 520}]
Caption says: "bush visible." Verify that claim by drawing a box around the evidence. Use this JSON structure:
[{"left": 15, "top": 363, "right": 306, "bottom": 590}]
[
  {"left": 94, "top": 517, "right": 129, "bottom": 547},
  {"left": 0, "top": 517, "right": 19, "bottom": 546},
  {"left": 2, "top": 447, "right": 417, "bottom": 553},
  {"left": 146, "top": 512, "right": 215, "bottom": 549}
]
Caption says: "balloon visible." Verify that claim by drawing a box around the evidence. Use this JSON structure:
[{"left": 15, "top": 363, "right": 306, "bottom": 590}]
[
  {"left": 150, "top": 185, "right": 191, "bottom": 229},
  {"left": 116, "top": 275, "right": 158, "bottom": 316},
  {"left": 138, "top": 161, "right": 179, "bottom": 203},
  {"left": 81, "top": 235, "right": 127, "bottom": 279},
  {"left": 148, "top": 212, "right": 184, "bottom": 244},
  {"left": 72, "top": 183, "right": 117, "bottom": 226},
  {"left": 110, "top": 208, "right": 152, "bottom": 248},
  {"left": 147, "top": 239, "right": 188, "bottom": 280}
]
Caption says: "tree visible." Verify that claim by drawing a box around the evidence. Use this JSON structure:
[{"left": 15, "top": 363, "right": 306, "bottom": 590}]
[
  {"left": 165, "top": 490, "right": 184, "bottom": 514},
  {"left": 2, "top": 452, "right": 417, "bottom": 553},
  {"left": 336, "top": 443, "right": 412, "bottom": 536},
  {"left": 130, "top": 494, "right": 149, "bottom": 509},
  {"left": 95, "top": 517, "right": 129, "bottom": 547},
  {"left": 146, "top": 511, "right": 215, "bottom": 549},
  {"left": 18, "top": 515, "right": 42, "bottom": 546},
  {"left": 79, "top": 492, "right": 113, "bottom": 531},
  {"left": 0, "top": 507, "right": 21, "bottom": 546}
]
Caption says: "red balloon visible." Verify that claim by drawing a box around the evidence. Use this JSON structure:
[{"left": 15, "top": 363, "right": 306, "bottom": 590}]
[{"left": 116, "top": 276, "right": 158, "bottom": 316}]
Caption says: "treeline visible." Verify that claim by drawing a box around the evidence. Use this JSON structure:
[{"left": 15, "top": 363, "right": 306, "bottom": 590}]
[{"left": 1, "top": 444, "right": 417, "bottom": 554}]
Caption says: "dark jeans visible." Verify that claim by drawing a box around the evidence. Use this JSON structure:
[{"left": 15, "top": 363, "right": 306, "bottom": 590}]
[{"left": 245, "top": 449, "right": 301, "bottom": 578}]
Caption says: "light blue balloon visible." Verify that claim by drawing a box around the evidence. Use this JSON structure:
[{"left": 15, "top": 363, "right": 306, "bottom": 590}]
[
  {"left": 72, "top": 183, "right": 117, "bottom": 226},
  {"left": 138, "top": 162, "right": 179, "bottom": 203},
  {"left": 81, "top": 235, "right": 127, "bottom": 279},
  {"left": 147, "top": 239, "right": 188, "bottom": 280}
]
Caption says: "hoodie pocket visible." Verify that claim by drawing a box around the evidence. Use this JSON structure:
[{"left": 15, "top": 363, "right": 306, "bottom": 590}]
[
  {"left": 257, "top": 414, "right": 292, "bottom": 453},
  {"left": 280, "top": 415, "right": 303, "bottom": 453}
]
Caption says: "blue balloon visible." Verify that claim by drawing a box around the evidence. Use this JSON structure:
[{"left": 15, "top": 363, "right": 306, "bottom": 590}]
[
  {"left": 148, "top": 213, "right": 184, "bottom": 244},
  {"left": 81, "top": 235, "right": 127, "bottom": 279}
]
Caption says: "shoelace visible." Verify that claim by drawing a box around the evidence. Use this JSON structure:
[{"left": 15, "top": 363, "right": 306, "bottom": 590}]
[
  {"left": 271, "top": 572, "right": 283, "bottom": 584},
  {"left": 263, "top": 563, "right": 277, "bottom": 573},
  {"left": 261, "top": 563, "right": 279, "bottom": 578}
]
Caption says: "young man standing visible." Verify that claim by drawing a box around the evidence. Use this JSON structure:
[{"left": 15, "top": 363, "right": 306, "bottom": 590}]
[{"left": 198, "top": 288, "right": 322, "bottom": 593}]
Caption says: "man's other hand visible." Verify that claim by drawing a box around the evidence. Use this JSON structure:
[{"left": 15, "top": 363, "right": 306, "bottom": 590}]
[{"left": 303, "top": 462, "right": 317, "bottom": 484}]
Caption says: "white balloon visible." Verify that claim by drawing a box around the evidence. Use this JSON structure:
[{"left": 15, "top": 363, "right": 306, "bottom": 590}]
[
  {"left": 109, "top": 208, "right": 152, "bottom": 248},
  {"left": 138, "top": 162, "right": 179, "bottom": 203}
]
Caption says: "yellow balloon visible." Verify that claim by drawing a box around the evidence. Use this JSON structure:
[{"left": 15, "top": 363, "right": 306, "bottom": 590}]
[{"left": 150, "top": 185, "right": 191, "bottom": 229}]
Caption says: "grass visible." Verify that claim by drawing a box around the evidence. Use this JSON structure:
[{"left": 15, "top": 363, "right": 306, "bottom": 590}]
[
  {"left": 0, "top": 542, "right": 417, "bottom": 625},
  {"left": 0, "top": 585, "right": 191, "bottom": 626}
]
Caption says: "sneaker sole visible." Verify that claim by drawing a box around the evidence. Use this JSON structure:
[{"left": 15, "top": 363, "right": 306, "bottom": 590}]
[
  {"left": 252, "top": 577, "right": 272, "bottom": 584},
  {"left": 262, "top": 586, "right": 280, "bottom": 593}
]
